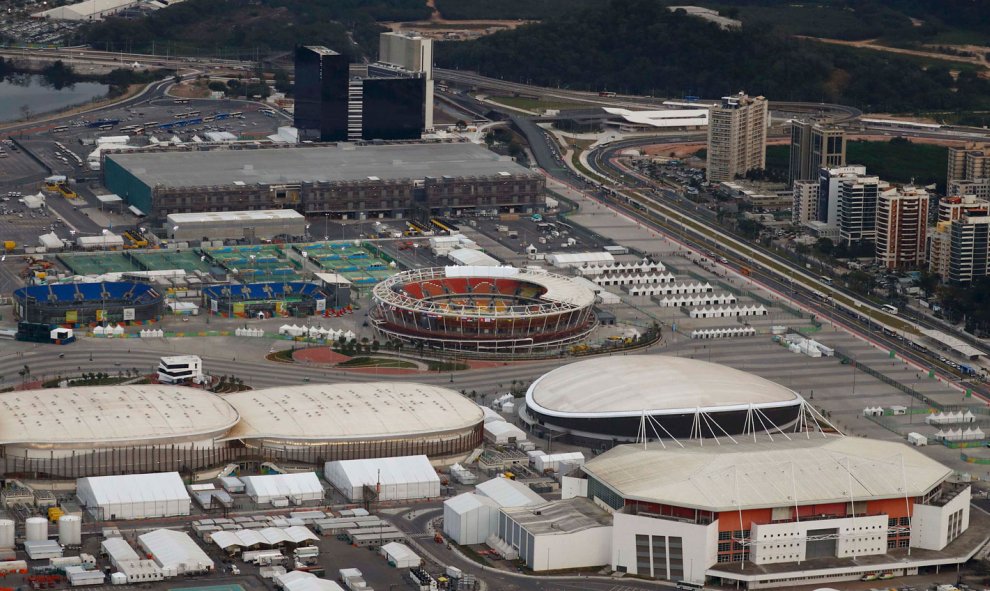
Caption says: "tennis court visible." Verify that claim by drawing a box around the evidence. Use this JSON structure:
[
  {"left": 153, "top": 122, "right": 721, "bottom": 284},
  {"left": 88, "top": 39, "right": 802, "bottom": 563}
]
[
  {"left": 58, "top": 252, "right": 142, "bottom": 276},
  {"left": 204, "top": 245, "right": 302, "bottom": 281},
  {"left": 131, "top": 250, "right": 213, "bottom": 273},
  {"left": 293, "top": 241, "right": 395, "bottom": 285}
]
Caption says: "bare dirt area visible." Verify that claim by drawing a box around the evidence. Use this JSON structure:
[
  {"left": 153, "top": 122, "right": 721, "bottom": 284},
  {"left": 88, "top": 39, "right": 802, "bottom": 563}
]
[
  {"left": 169, "top": 80, "right": 211, "bottom": 99},
  {"left": 797, "top": 36, "right": 990, "bottom": 78},
  {"left": 383, "top": 0, "right": 532, "bottom": 39}
]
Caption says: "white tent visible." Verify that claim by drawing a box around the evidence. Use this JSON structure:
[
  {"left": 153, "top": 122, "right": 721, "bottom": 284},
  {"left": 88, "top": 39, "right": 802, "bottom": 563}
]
[
  {"left": 481, "top": 406, "right": 504, "bottom": 424},
  {"left": 241, "top": 473, "right": 324, "bottom": 504},
  {"left": 476, "top": 476, "right": 545, "bottom": 507},
  {"left": 276, "top": 569, "right": 345, "bottom": 591},
  {"left": 443, "top": 493, "right": 499, "bottom": 545},
  {"left": 380, "top": 542, "right": 421, "bottom": 568},
  {"left": 324, "top": 455, "right": 440, "bottom": 502},
  {"left": 138, "top": 529, "right": 213, "bottom": 575},
  {"left": 484, "top": 421, "right": 528, "bottom": 445},
  {"left": 77, "top": 473, "right": 190, "bottom": 519}
]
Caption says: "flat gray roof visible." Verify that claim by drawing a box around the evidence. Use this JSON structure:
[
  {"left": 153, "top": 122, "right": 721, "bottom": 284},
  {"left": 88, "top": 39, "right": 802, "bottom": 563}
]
[{"left": 107, "top": 143, "right": 537, "bottom": 189}]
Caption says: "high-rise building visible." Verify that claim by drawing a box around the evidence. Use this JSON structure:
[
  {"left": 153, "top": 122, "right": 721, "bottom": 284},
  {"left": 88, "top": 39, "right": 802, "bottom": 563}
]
[
  {"left": 876, "top": 186, "right": 929, "bottom": 270},
  {"left": 949, "top": 178, "right": 990, "bottom": 201},
  {"left": 293, "top": 46, "right": 349, "bottom": 142},
  {"left": 792, "top": 180, "right": 819, "bottom": 224},
  {"left": 929, "top": 195, "right": 990, "bottom": 280},
  {"left": 949, "top": 216, "right": 990, "bottom": 284},
  {"left": 705, "top": 92, "right": 768, "bottom": 182},
  {"left": 294, "top": 36, "right": 430, "bottom": 142},
  {"left": 837, "top": 173, "right": 887, "bottom": 245},
  {"left": 938, "top": 194, "right": 990, "bottom": 223},
  {"left": 788, "top": 119, "right": 846, "bottom": 186},
  {"left": 947, "top": 143, "right": 990, "bottom": 184},
  {"left": 817, "top": 165, "right": 867, "bottom": 227},
  {"left": 376, "top": 31, "right": 434, "bottom": 131}
]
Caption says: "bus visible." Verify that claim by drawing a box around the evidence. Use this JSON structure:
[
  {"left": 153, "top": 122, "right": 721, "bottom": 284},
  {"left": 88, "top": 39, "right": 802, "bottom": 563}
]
[
  {"left": 599, "top": 91, "right": 617, "bottom": 97},
  {"left": 173, "top": 98, "right": 190, "bottom": 104},
  {"left": 133, "top": 127, "right": 145, "bottom": 135},
  {"left": 98, "top": 124, "right": 114, "bottom": 131},
  {"left": 820, "top": 275, "right": 833, "bottom": 286},
  {"left": 187, "top": 111, "right": 201, "bottom": 117},
  {"left": 881, "top": 304, "right": 898, "bottom": 315},
  {"left": 675, "top": 582, "right": 704, "bottom": 591},
  {"left": 52, "top": 126, "right": 68, "bottom": 133},
  {"left": 144, "top": 121, "right": 159, "bottom": 127},
  {"left": 229, "top": 111, "right": 244, "bottom": 118}
]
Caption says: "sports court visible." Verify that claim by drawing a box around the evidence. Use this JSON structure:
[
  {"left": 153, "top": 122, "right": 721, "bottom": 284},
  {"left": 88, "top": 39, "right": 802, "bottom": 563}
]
[
  {"left": 204, "top": 244, "right": 302, "bottom": 281},
  {"left": 130, "top": 250, "right": 213, "bottom": 273},
  {"left": 294, "top": 241, "right": 394, "bottom": 285},
  {"left": 58, "top": 252, "right": 141, "bottom": 275}
]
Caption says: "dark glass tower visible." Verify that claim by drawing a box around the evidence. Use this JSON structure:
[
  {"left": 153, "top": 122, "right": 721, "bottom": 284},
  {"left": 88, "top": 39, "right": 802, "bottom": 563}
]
[
  {"left": 293, "top": 46, "right": 348, "bottom": 141},
  {"left": 360, "top": 77, "right": 426, "bottom": 141}
]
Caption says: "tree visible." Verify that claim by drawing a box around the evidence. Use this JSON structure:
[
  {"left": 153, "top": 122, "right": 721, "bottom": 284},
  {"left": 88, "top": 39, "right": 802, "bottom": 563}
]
[
  {"left": 815, "top": 238, "right": 835, "bottom": 257},
  {"left": 207, "top": 81, "right": 227, "bottom": 92},
  {"left": 273, "top": 68, "right": 291, "bottom": 94}
]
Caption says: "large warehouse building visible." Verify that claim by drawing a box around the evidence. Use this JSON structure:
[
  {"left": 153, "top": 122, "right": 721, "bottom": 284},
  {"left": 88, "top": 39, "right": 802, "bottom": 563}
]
[
  {"left": 566, "top": 436, "right": 980, "bottom": 589},
  {"left": 0, "top": 382, "right": 482, "bottom": 477},
  {"left": 520, "top": 356, "right": 805, "bottom": 444},
  {"left": 102, "top": 143, "right": 544, "bottom": 221},
  {"left": 370, "top": 266, "right": 598, "bottom": 355}
]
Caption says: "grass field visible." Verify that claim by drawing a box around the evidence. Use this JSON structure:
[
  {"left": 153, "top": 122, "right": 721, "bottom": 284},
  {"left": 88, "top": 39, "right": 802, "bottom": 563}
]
[
  {"left": 337, "top": 357, "right": 417, "bottom": 369},
  {"left": 766, "top": 139, "right": 947, "bottom": 190}
]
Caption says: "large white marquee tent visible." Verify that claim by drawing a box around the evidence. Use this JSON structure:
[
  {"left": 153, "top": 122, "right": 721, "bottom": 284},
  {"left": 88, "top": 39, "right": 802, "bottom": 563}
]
[
  {"left": 241, "top": 472, "right": 324, "bottom": 504},
  {"left": 77, "top": 472, "right": 190, "bottom": 519},
  {"left": 324, "top": 455, "right": 440, "bottom": 502}
]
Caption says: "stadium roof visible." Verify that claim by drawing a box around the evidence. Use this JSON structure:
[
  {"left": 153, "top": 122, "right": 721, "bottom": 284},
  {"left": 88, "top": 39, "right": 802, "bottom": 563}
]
[
  {"left": 603, "top": 107, "right": 709, "bottom": 128},
  {"left": 105, "top": 143, "right": 538, "bottom": 189},
  {"left": 223, "top": 383, "right": 483, "bottom": 442},
  {"left": 527, "top": 355, "right": 801, "bottom": 418},
  {"left": 582, "top": 437, "right": 952, "bottom": 512},
  {"left": 0, "top": 385, "right": 239, "bottom": 448},
  {"left": 502, "top": 497, "right": 612, "bottom": 535},
  {"left": 166, "top": 209, "right": 304, "bottom": 224}
]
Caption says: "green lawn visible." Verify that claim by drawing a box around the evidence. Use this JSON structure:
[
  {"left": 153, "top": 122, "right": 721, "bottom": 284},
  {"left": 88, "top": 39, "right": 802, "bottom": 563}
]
[
  {"left": 766, "top": 139, "right": 947, "bottom": 190},
  {"left": 337, "top": 357, "right": 417, "bottom": 369}
]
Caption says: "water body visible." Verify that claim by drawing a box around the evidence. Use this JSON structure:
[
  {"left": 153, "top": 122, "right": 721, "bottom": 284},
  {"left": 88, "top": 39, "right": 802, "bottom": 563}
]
[{"left": 0, "top": 74, "right": 108, "bottom": 123}]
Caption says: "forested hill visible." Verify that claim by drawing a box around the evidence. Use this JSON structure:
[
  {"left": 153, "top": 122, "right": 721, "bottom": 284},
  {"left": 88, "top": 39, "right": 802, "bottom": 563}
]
[{"left": 436, "top": 0, "right": 990, "bottom": 113}]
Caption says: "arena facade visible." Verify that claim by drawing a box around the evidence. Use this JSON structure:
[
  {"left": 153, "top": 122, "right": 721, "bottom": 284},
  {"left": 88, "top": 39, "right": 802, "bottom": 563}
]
[
  {"left": 13, "top": 281, "right": 165, "bottom": 326},
  {"left": 0, "top": 383, "right": 482, "bottom": 478},
  {"left": 370, "top": 266, "right": 598, "bottom": 355},
  {"left": 521, "top": 356, "right": 805, "bottom": 445},
  {"left": 102, "top": 143, "right": 545, "bottom": 221},
  {"left": 201, "top": 282, "right": 329, "bottom": 318}
]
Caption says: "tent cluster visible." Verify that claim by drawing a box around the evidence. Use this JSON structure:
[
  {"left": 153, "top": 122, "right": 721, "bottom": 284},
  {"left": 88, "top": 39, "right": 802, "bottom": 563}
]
[
  {"left": 92, "top": 324, "right": 126, "bottom": 337},
  {"left": 593, "top": 272, "right": 676, "bottom": 287},
  {"left": 926, "top": 410, "right": 976, "bottom": 425},
  {"left": 863, "top": 407, "right": 885, "bottom": 417},
  {"left": 691, "top": 327, "right": 756, "bottom": 339},
  {"left": 654, "top": 294, "right": 736, "bottom": 308},
  {"left": 278, "top": 325, "right": 355, "bottom": 340},
  {"left": 138, "top": 329, "right": 165, "bottom": 338},
  {"left": 688, "top": 305, "right": 768, "bottom": 318},
  {"left": 934, "top": 426, "right": 986, "bottom": 441},
  {"left": 234, "top": 328, "right": 265, "bottom": 337},
  {"left": 576, "top": 260, "right": 665, "bottom": 276},
  {"left": 626, "top": 281, "right": 712, "bottom": 297}
]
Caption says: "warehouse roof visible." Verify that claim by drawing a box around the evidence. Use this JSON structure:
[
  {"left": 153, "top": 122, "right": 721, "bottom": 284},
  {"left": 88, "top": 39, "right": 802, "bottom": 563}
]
[
  {"left": 502, "top": 497, "right": 612, "bottom": 535},
  {"left": 325, "top": 455, "right": 440, "bottom": 489},
  {"left": 79, "top": 472, "right": 190, "bottom": 510},
  {"left": 526, "top": 356, "right": 802, "bottom": 418},
  {"left": 582, "top": 437, "right": 953, "bottom": 512},
  {"left": 0, "top": 385, "right": 239, "bottom": 448},
  {"left": 105, "top": 143, "right": 538, "bottom": 189},
  {"left": 276, "top": 570, "right": 345, "bottom": 591},
  {"left": 447, "top": 248, "right": 501, "bottom": 267},
  {"left": 138, "top": 529, "right": 214, "bottom": 572},
  {"left": 475, "top": 476, "right": 545, "bottom": 507},
  {"left": 223, "top": 383, "right": 482, "bottom": 442},
  {"left": 166, "top": 209, "right": 304, "bottom": 224}
]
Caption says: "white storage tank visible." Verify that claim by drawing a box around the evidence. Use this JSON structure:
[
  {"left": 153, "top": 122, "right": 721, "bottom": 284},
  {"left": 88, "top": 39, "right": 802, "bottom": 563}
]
[
  {"left": 0, "top": 519, "right": 14, "bottom": 548},
  {"left": 25, "top": 517, "right": 48, "bottom": 542},
  {"left": 59, "top": 515, "right": 82, "bottom": 546}
]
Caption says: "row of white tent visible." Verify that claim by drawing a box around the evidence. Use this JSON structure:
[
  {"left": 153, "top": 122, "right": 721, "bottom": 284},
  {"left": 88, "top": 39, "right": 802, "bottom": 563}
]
[
  {"left": 691, "top": 327, "right": 756, "bottom": 339},
  {"left": 926, "top": 410, "right": 977, "bottom": 425},
  {"left": 655, "top": 294, "right": 737, "bottom": 308},
  {"left": 278, "top": 325, "right": 356, "bottom": 340},
  {"left": 234, "top": 328, "right": 266, "bottom": 337},
  {"left": 934, "top": 426, "right": 986, "bottom": 441},
  {"left": 593, "top": 272, "right": 676, "bottom": 287},
  {"left": 688, "top": 305, "right": 768, "bottom": 318},
  {"left": 139, "top": 329, "right": 165, "bottom": 338},
  {"left": 576, "top": 260, "right": 665, "bottom": 276},
  {"left": 93, "top": 325, "right": 126, "bottom": 336},
  {"left": 626, "top": 281, "right": 713, "bottom": 297}
]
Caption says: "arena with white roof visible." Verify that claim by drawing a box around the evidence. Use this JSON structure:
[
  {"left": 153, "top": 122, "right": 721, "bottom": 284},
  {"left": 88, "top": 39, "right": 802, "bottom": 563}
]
[
  {"left": 371, "top": 266, "right": 597, "bottom": 355},
  {"left": 521, "top": 355, "right": 805, "bottom": 443},
  {"left": 0, "top": 382, "right": 482, "bottom": 477}
]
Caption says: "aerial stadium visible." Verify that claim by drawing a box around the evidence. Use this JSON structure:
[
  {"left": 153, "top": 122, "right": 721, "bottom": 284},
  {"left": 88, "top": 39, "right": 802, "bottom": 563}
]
[
  {"left": 201, "top": 281, "right": 329, "bottom": 318},
  {"left": 370, "top": 266, "right": 597, "bottom": 355},
  {"left": 0, "top": 385, "right": 239, "bottom": 477},
  {"left": 0, "top": 383, "right": 482, "bottom": 477},
  {"left": 222, "top": 383, "right": 484, "bottom": 463},
  {"left": 12, "top": 281, "right": 165, "bottom": 326},
  {"left": 520, "top": 355, "right": 806, "bottom": 445}
]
